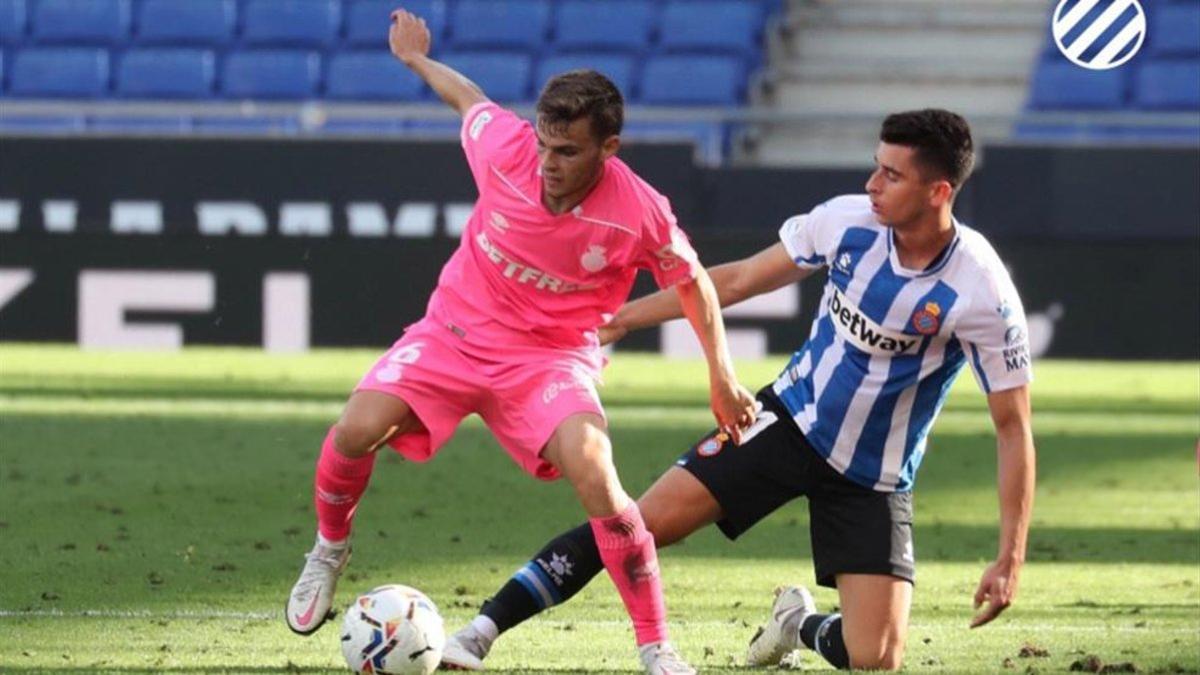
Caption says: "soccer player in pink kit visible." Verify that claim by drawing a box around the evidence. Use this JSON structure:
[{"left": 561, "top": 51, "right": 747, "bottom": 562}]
[{"left": 284, "top": 9, "right": 756, "bottom": 674}]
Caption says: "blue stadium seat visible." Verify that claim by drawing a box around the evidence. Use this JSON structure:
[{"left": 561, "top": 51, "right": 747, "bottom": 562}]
[
  {"left": 553, "top": 0, "right": 656, "bottom": 54},
  {"left": 450, "top": 0, "right": 550, "bottom": 51},
  {"left": 440, "top": 51, "right": 532, "bottom": 102},
  {"left": 1028, "top": 61, "right": 1126, "bottom": 110},
  {"left": 0, "top": 0, "right": 26, "bottom": 45},
  {"left": 1148, "top": 3, "right": 1200, "bottom": 57},
  {"left": 9, "top": 47, "right": 109, "bottom": 97},
  {"left": 242, "top": 0, "right": 340, "bottom": 48},
  {"left": 640, "top": 55, "right": 741, "bottom": 105},
  {"left": 659, "top": 1, "right": 760, "bottom": 55},
  {"left": 116, "top": 49, "right": 215, "bottom": 99},
  {"left": 31, "top": 0, "right": 130, "bottom": 45},
  {"left": 347, "top": 0, "right": 447, "bottom": 48},
  {"left": 1134, "top": 60, "right": 1200, "bottom": 110},
  {"left": 136, "top": 0, "right": 236, "bottom": 47},
  {"left": 536, "top": 54, "right": 636, "bottom": 100},
  {"left": 327, "top": 52, "right": 425, "bottom": 100},
  {"left": 222, "top": 50, "right": 321, "bottom": 99}
]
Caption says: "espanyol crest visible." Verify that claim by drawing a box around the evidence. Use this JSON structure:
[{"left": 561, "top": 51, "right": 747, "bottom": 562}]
[{"left": 1051, "top": 0, "right": 1146, "bottom": 71}]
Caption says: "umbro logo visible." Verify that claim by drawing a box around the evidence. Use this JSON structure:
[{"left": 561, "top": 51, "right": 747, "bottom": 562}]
[{"left": 489, "top": 211, "right": 510, "bottom": 231}]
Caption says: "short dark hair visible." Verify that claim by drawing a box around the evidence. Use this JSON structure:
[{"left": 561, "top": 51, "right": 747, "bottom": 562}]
[
  {"left": 880, "top": 109, "right": 975, "bottom": 188},
  {"left": 536, "top": 69, "right": 624, "bottom": 142}
]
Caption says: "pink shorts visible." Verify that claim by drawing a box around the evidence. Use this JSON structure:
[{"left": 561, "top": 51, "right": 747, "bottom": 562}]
[{"left": 354, "top": 318, "right": 605, "bottom": 480}]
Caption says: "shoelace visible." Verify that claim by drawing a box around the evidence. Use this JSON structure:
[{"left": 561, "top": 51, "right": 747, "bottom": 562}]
[{"left": 293, "top": 547, "right": 343, "bottom": 601}]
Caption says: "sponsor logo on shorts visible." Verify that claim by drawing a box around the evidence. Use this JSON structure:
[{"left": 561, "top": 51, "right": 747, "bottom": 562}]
[
  {"left": 1004, "top": 324, "right": 1025, "bottom": 346},
  {"left": 542, "top": 378, "right": 594, "bottom": 405},
  {"left": 697, "top": 431, "right": 728, "bottom": 457}
]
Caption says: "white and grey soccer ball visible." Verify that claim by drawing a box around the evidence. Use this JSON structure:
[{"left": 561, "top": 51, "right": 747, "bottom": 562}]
[{"left": 340, "top": 584, "right": 445, "bottom": 674}]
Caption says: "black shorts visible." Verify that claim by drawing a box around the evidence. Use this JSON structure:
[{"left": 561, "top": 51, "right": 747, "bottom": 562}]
[{"left": 677, "top": 387, "right": 915, "bottom": 588}]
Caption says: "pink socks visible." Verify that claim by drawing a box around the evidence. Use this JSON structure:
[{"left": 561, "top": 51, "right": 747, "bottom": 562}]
[
  {"left": 590, "top": 502, "right": 668, "bottom": 646},
  {"left": 314, "top": 428, "right": 376, "bottom": 542}
]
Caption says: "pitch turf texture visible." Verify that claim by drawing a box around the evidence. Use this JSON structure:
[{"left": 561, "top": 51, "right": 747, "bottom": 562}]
[{"left": 0, "top": 346, "right": 1196, "bottom": 673}]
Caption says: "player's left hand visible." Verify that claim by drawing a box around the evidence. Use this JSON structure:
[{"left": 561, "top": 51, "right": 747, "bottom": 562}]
[
  {"left": 970, "top": 558, "right": 1021, "bottom": 628},
  {"left": 711, "top": 378, "right": 756, "bottom": 444}
]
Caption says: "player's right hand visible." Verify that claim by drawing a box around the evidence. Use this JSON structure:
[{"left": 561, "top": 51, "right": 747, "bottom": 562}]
[{"left": 389, "top": 9, "right": 431, "bottom": 64}]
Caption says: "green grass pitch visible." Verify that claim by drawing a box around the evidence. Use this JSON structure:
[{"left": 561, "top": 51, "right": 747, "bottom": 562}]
[{"left": 0, "top": 345, "right": 1197, "bottom": 673}]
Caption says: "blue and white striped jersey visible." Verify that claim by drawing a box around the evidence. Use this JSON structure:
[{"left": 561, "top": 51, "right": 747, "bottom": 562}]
[{"left": 773, "top": 195, "right": 1032, "bottom": 493}]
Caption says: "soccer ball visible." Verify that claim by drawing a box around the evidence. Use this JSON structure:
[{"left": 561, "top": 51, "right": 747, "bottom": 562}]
[{"left": 340, "top": 584, "right": 445, "bottom": 674}]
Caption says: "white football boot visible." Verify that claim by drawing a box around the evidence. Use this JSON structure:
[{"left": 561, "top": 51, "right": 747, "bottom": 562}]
[
  {"left": 746, "top": 585, "right": 816, "bottom": 666},
  {"left": 439, "top": 624, "right": 491, "bottom": 670},
  {"left": 639, "top": 642, "right": 696, "bottom": 675},
  {"left": 285, "top": 538, "right": 351, "bottom": 635}
]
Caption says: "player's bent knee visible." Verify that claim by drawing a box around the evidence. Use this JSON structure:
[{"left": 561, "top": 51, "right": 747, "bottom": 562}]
[{"left": 331, "top": 421, "right": 381, "bottom": 458}]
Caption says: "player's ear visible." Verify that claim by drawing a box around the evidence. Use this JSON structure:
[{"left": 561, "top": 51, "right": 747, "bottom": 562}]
[
  {"left": 929, "top": 179, "right": 954, "bottom": 207},
  {"left": 600, "top": 134, "right": 620, "bottom": 160}
]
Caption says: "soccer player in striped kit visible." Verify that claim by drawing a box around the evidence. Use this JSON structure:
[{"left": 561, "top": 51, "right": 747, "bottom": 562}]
[
  {"left": 441, "top": 109, "right": 1036, "bottom": 671},
  {"left": 284, "top": 10, "right": 757, "bottom": 675}
]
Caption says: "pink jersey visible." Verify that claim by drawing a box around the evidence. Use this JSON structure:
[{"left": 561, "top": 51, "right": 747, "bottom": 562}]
[{"left": 424, "top": 102, "right": 701, "bottom": 354}]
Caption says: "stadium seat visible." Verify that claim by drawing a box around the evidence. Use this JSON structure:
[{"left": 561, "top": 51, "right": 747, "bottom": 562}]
[
  {"left": 9, "top": 47, "right": 109, "bottom": 97},
  {"left": 242, "top": 0, "right": 340, "bottom": 48},
  {"left": 30, "top": 0, "right": 130, "bottom": 46},
  {"left": 222, "top": 50, "right": 322, "bottom": 100},
  {"left": 1148, "top": 3, "right": 1200, "bottom": 57},
  {"left": 440, "top": 51, "right": 532, "bottom": 102},
  {"left": 449, "top": 0, "right": 550, "bottom": 51},
  {"left": 536, "top": 54, "right": 636, "bottom": 99},
  {"left": 0, "top": 0, "right": 26, "bottom": 45},
  {"left": 136, "top": 0, "right": 236, "bottom": 47},
  {"left": 1134, "top": 60, "right": 1200, "bottom": 110},
  {"left": 327, "top": 52, "right": 425, "bottom": 100},
  {"left": 659, "top": 1, "right": 761, "bottom": 56},
  {"left": 553, "top": 0, "right": 656, "bottom": 54},
  {"left": 347, "top": 0, "right": 447, "bottom": 48},
  {"left": 116, "top": 49, "right": 215, "bottom": 99},
  {"left": 1028, "top": 61, "right": 1126, "bottom": 110},
  {"left": 640, "top": 55, "right": 742, "bottom": 105}
]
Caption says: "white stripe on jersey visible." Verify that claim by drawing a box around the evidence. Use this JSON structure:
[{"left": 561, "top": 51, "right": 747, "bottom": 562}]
[{"left": 829, "top": 277, "right": 933, "bottom": 473}]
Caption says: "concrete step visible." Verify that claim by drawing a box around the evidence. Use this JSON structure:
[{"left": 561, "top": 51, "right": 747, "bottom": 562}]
[
  {"left": 770, "top": 79, "right": 1030, "bottom": 116},
  {"left": 741, "top": 117, "right": 1014, "bottom": 167},
  {"left": 785, "top": 26, "right": 1044, "bottom": 63},
  {"left": 788, "top": 1, "right": 1049, "bottom": 30},
  {"left": 776, "top": 57, "right": 1033, "bottom": 83}
]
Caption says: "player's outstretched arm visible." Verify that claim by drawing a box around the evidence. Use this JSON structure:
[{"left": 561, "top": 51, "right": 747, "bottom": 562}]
[
  {"left": 971, "top": 384, "right": 1036, "bottom": 628},
  {"left": 389, "top": 9, "right": 487, "bottom": 116},
  {"left": 675, "top": 267, "right": 757, "bottom": 442},
  {"left": 601, "top": 242, "right": 813, "bottom": 344}
]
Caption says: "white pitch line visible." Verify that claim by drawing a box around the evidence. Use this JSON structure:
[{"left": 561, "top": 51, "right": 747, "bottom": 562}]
[{"left": 1, "top": 610, "right": 1196, "bottom": 633}]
